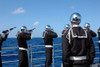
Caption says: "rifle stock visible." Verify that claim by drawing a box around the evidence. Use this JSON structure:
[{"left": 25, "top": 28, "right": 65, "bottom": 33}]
[{"left": 2, "top": 27, "right": 16, "bottom": 33}]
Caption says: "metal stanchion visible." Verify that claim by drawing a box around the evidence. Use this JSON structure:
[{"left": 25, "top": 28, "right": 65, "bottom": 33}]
[
  {"left": 52, "top": 47, "right": 55, "bottom": 67},
  {"left": 31, "top": 45, "right": 33, "bottom": 67}
]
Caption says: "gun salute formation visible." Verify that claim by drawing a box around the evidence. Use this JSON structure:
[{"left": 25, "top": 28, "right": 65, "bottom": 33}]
[{"left": 0, "top": 12, "right": 100, "bottom": 67}]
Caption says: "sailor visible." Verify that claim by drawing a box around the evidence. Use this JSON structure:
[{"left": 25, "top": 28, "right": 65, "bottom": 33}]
[
  {"left": 84, "top": 23, "right": 97, "bottom": 37},
  {"left": 42, "top": 25, "right": 57, "bottom": 67},
  {"left": 0, "top": 31, "right": 9, "bottom": 67},
  {"left": 17, "top": 26, "right": 32, "bottom": 67},
  {"left": 61, "top": 24, "right": 70, "bottom": 37},
  {"left": 98, "top": 28, "right": 100, "bottom": 55},
  {"left": 62, "top": 13, "right": 95, "bottom": 67}
]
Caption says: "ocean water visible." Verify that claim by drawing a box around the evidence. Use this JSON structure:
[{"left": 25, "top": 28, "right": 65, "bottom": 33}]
[{"left": 1, "top": 37, "right": 99, "bottom": 67}]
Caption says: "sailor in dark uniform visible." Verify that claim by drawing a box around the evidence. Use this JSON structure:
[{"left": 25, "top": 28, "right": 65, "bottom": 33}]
[
  {"left": 42, "top": 25, "right": 57, "bottom": 67},
  {"left": 61, "top": 24, "right": 70, "bottom": 37},
  {"left": 0, "top": 31, "right": 9, "bottom": 67},
  {"left": 84, "top": 23, "right": 97, "bottom": 37},
  {"left": 98, "top": 28, "right": 100, "bottom": 57},
  {"left": 98, "top": 28, "right": 100, "bottom": 42},
  {"left": 17, "top": 26, "right": 32, "bottom": 67},
  {"left": 62, "top": 13, "right": 95, "bottom": 67}
]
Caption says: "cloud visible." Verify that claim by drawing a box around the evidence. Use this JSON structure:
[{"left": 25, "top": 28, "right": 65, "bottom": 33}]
[
  {"left": 70, "top": 6, "right": 75, "bottom": 9},
  {"left": 12, "top": 8, "right": 25, "bottom": 14},
  {"left": 33, "top": 21, "right": 40, "bottom": 26}
]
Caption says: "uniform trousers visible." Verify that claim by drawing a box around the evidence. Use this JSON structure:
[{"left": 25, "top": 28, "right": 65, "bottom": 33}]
[
  {"left": 0, "top": 52, "right": 2, "bottom": 67},
  {"left": 18, "top": 50, "right": 29, "bottom": 67},
  {"left": 45, "top": 48, "right": 52, "bottom": 67}
]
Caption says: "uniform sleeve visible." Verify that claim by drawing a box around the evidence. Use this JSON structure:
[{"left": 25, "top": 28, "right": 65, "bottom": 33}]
[
  {"left": 62, "top": 32, "right": 70, "bottom": 67},
  {"left": 42, "top": 32, "right": 45, "bottom": 38},
  {"left": 46, "top": 31, "right": 58, "bottom": 38},
  {"left": 98, "top": 32, "right": 100, "bottom": 40},
  {"left": 2, "top": 33, "right": 9, "bottom": 41},
  {"left": 88, "top": 33, "right": 95, "bottom": 64},
  {"left": 90, "top": 30, "right": 97, "bottom": 37},
  {"left": 61, "top": 30, "right": 65, "bottom": 37},
  {"left": 21, "top": 33, "right": 31, "bottom": 40},
  {"left": 0, "top": 35, "right": 2, "bottom": 42}
]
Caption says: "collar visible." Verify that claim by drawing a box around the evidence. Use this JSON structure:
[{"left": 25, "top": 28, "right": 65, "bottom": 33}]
[{"left": 72, "top": 25, "right": 79, "bottom": 27}]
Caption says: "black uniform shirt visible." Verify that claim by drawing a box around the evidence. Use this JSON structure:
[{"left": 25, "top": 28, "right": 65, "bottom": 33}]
[
  {"left": 0, "top": 34, "right": 8, "bottom": 50},
  {"left": 62, "top": 25, "right": 95, "bottom": 65},
  {"left": 61, "top": 29, "right": 69, "bottom": 37},
  {"left": 89, "top": 30, "right": 97, "bottom": 37},
  {"left": 84, "top": 28, "right": 97, "bottom": 37},
  {"left": 98, "top": 29, "right": 100, "bottom": 40},
  {"left": 17, "top": 32, "right": 31, "bottom": 49},
  {"left": 42, "top": 30, "right": 57, "bottom": 45}
]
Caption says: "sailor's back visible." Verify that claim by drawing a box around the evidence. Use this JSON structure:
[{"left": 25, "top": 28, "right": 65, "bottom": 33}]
[
  {"left": 17, "top": 32, "right": 31, "bottom": 48},
  {"left": 62, "top": 12, "right": 95, "bottom": 67}
]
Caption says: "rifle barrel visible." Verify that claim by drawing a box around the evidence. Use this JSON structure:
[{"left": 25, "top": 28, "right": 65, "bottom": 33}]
[
  {"left": 9, "top": 27, "right": 16, "bottom": 30},
  {"left": 29, "top": 28, "right": 36, "bottom": 31}
]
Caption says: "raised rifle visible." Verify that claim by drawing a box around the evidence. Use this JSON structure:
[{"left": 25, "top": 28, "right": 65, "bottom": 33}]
[
  {"left": 2, "top": 27, "right": 16, "bottom": 33},
  {"left": 28, "top": 28, "right": 36, "bottom": 32}
]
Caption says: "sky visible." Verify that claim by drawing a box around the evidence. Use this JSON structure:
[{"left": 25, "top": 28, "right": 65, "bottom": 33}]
[{"left": 0, "top": 0, "right": 100, "bottom": 38}]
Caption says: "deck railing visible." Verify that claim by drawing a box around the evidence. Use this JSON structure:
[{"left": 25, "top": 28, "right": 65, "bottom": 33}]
[
  {"left": 31, "top": 45, "right": 55, "bottom": 67},
  {"left": 1, "top": 41, "right": 100, "bottom": 67},
  {"left": 1, "top": 47, "right": 19, "bottom": 64},
  {"left": 31, "top": 44, "right": 63, "bottom": 67},
  {"left": 30, "top": 42, "right": 100, "bottom": 67}
]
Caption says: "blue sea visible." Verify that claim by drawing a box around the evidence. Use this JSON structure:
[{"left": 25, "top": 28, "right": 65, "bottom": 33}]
[{"left": 1, "top": 37, "right": 100, "bottom": 67}]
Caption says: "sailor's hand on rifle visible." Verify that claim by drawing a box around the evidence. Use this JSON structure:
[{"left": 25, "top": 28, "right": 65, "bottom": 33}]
[
  {"left": 2, "top": 30, "right": 9, "bottom": 34},
  {"left": 51, "top": 28, "right": 54, "bottom": 31},
  {"left": 27, "top": 28, "right": 36, "bottom": 33},
  {"left": 2, "top": 27, "right": 16, "bottom": 35},
  {"left": 26, "top": 31, "right": 32, "bottom": 34}
]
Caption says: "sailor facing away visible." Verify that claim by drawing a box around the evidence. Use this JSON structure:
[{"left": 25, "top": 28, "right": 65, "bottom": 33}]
[
  {"left": 42, "top": 25, "right": 58, "bottom": 67},
  {"left": 17, "top": 26, "right": 32, "bottom": 67},
  {"left": 0, "top": 31, "right": 9, "bottom": 67},
  {"left": 62, "top": 13, "right": 95, "bottom": 67},
  {"left": 84, "top": 23, "right": 97, "bottom": 37},
  {"left": 61, "top": 24, "right": 70, "bottom": 37}
]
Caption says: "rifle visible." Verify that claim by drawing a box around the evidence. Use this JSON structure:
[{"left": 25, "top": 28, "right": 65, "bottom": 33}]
[
  {"left": 27, "top": 28, "right": 36, "bottom": 32},
  {"left": 2, "top": 27, "right": 16, "bottom": 33}
]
